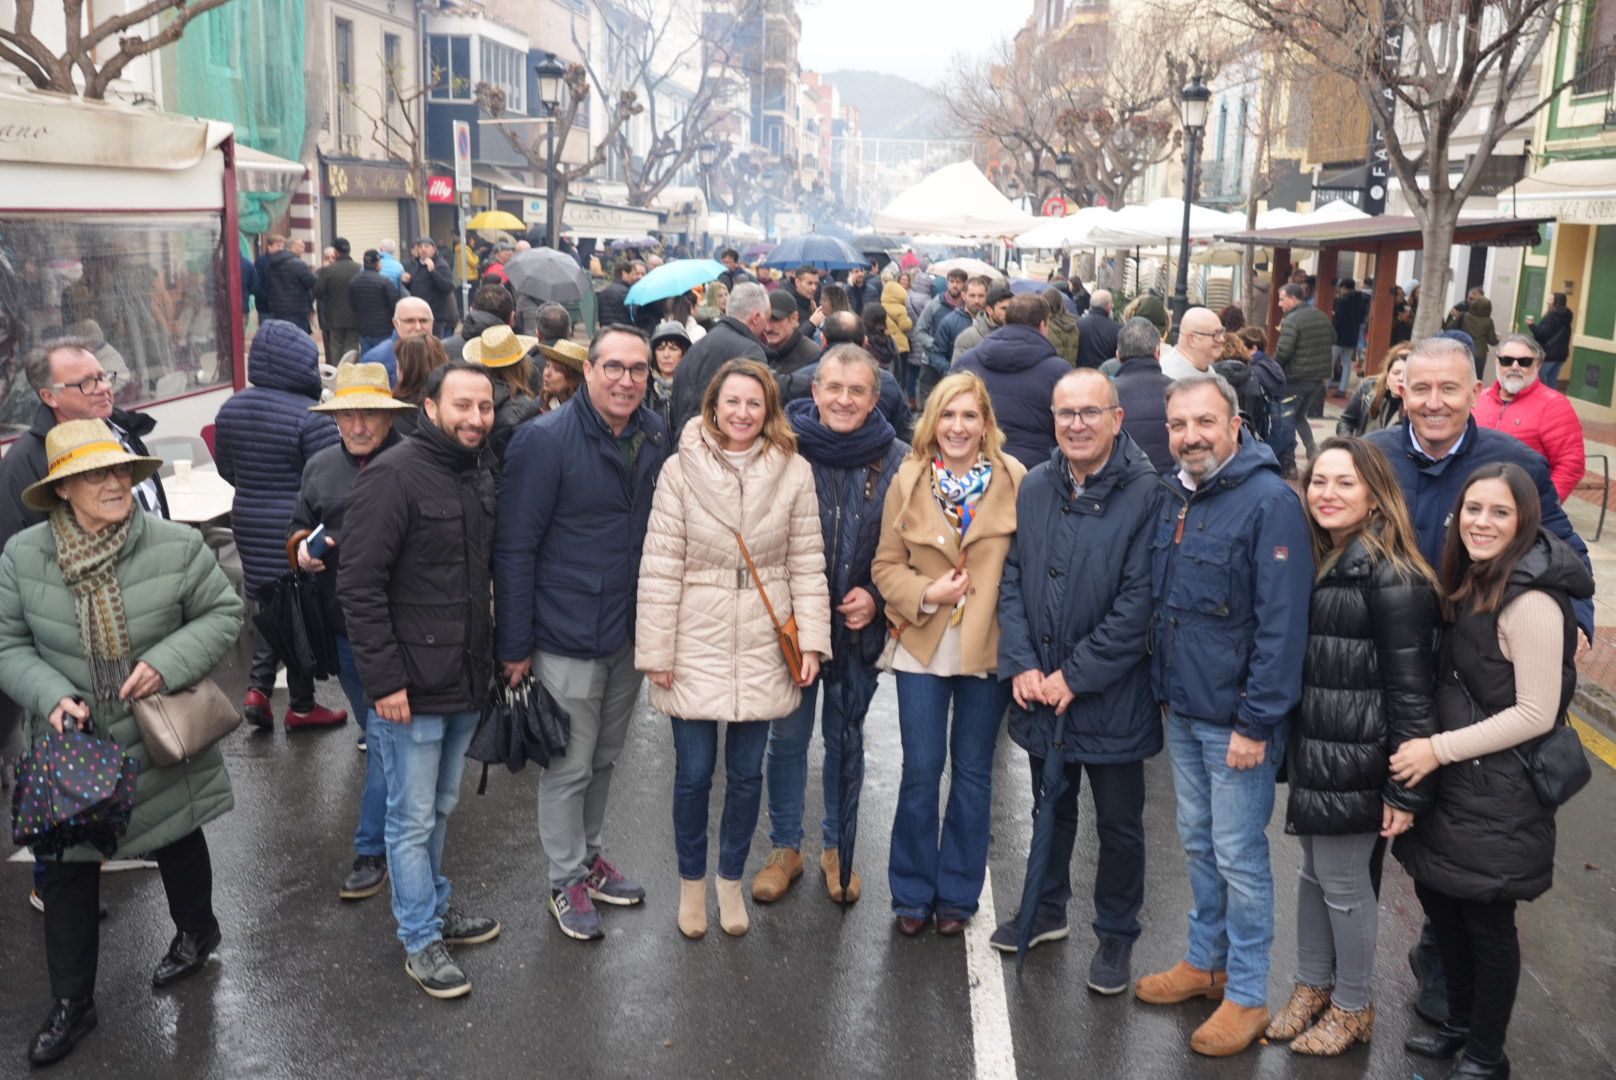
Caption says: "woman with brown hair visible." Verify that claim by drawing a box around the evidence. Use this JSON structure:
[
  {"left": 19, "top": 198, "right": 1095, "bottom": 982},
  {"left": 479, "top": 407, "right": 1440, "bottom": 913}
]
[
  {"left": 391, "top": 334, "right": 448, "bottom": 438},
  {"left": 535, "top": 339, "right": 586, "bottom": 413},
  {"left": 872, "top": 371, "right": 1025, "bottom": 937},
  {"left": 1391, "top": 462, "right": 1592, "bottom": 1079},
  {"left": 637, "top": 358, "right": 831, "bottom": 940},
  {"left": 1337, "top": 344, "right": 1410, "bottom": 437},
  {"left": 1266, "top": 436, "right": 1440, "bottom": 1056},
  {"left": 463, "top": 325, "right": 542, "bottom": 463}
]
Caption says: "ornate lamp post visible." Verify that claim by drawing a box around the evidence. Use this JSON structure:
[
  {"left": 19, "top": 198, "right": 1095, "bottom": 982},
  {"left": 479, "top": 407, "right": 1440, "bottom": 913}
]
[
  {"left": 1170, "top": 74, "right": 1211, "bottom": 323},
  {"left": 534, "top": 55, "right": 568, "bottom": 250}
]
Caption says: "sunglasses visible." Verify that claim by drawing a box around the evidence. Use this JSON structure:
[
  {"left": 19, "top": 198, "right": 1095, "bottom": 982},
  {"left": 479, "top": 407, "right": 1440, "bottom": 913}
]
[{"left": 1496, "top": 354, "right": 1537, "bottom": 368}]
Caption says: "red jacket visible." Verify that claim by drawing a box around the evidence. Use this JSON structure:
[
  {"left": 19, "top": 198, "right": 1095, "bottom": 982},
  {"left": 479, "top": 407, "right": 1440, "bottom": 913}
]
[{"left": 1474, "top": 378, "right": 1586, "bottom": 500}]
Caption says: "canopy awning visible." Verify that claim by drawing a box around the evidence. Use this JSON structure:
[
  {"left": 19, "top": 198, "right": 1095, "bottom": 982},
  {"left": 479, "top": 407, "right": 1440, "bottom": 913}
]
[
  {"left": 873, "top": 161, "right": 1039, "bottom": 239},
  {"left": 1502, "top": 159, "right": 1616, "bottom": 224},
  {"left": 235, "top": 143, "right": 307, "bottom": 196},
  {"left": 1217, "top": 213, "right": 1551, "bottom": 251}
]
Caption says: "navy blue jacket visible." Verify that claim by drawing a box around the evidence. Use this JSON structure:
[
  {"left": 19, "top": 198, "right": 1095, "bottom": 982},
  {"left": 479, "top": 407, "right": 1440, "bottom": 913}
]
[
  {"left": 1075, "top": 308, "right": 1120, "bottom": 368},
  {"left": 1367, "top": 418, "right": 1594, "bottom": 638},
  {"left": 214, "top": 321, "right": 340, "bottom": 595},
  {"left": 494, "top": 389, "right": 670, "bottom": 662},
  {"left": 1000, "top": 435, "right": 1164, "bottom": 763},
  {"left": 930, "top": 305, "right": 974, "bottom": 375},
  {"left": 1113, "top": 355, "right": 1173, "bottom": 473},
  {"left": 1150, "top": 435, "right": 1313, "bottom": 739},
  {"left": 954, "top": 324, "right": 1069, "bottom": 469}
]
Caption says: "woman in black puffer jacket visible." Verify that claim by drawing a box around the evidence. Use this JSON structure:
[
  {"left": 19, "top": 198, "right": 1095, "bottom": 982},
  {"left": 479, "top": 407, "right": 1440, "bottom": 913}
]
[{"left": 1266, "top": 437, "right": 1441, "bottom": 1057}]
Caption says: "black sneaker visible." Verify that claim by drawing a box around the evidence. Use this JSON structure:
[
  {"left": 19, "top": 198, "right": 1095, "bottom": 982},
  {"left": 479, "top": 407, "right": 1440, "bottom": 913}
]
[
  {"left": 1087, "top": 935, "right": 1133, "bottom": 995},
  {"left": 441, "top": 905, "right": 501, "bottom": 945},
  {"left": 405, "top": 940, "right": 469, "bottom": 999},
  {"left": 338, "top": 855, "right": 387, "bottom": 901},
  {"left": 988, "top": 909, "right": 1070, "bottom": 954}
]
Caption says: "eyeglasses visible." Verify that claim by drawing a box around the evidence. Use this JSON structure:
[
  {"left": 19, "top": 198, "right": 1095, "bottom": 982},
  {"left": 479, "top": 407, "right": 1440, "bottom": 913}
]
[
  {"left": 79, "top": 462, "right": 135, "bottom": 485},
  {"left": 597, "top": 360, "right": 651, "bottom": 383},
  {"left": 1496, "top": 354, "right": 1537, "bottom": 368},
  {"left": 818, "top": 381, "right": 873, "bottom": 401},
  {"left": 1053, "top": 405, "right": 1119, "bottom": 427},
  {"left": 1185, "top": 329, "right": 1227, "bottom": 341},
  {"left": 49, "top": 371, "right": 119, "bottom": 395}
]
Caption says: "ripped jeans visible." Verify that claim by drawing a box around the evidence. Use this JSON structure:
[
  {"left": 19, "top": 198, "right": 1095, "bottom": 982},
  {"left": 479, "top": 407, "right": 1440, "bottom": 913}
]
[{"left": 1292, "top": 832, "right": 1380, "bottom": 1010}]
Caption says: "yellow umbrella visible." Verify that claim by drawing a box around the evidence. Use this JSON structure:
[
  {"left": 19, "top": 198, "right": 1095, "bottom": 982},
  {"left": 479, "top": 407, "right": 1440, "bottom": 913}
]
[{"left": 465, "top": 209, "right": 527, "bottom": 231}]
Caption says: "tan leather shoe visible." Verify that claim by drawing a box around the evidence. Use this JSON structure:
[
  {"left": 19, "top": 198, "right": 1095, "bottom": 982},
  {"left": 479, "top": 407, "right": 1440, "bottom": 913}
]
[
  {"left": 1291, "top": 1003, "right": 1374, "bottom": 1056},
  {"left": 1190, "top": 1000, "right": 1271, "bottom": 1057},
  {"left": 715, "top": 876, "right": 749, "bottom": 936},
  {"left": 1135, "top": 960, "right": 1228, "bottom": 1005},
  {"left": 750, "top": 848, "right": 803, "bottom": 903},
  {"left": 820, "top": 850, "right": 861, "bottom": 903},
  {"left": 1266, "top": 983, "right": 1332, "bottom": 1041},
  {"left": 678, "top": 878, "right": 708, "bottom": 940}
]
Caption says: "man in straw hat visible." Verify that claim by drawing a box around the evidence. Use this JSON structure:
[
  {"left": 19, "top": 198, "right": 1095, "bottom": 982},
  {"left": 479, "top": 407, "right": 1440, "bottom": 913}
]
[{"left": 289, "top": 364, "right": 416, "bottom": 902}]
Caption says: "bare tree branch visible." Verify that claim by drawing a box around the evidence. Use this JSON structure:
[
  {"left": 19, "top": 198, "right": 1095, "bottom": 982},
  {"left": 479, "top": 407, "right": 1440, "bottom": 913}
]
[{"left": 2, "top": 0, "right": 238, "bottom": 98}]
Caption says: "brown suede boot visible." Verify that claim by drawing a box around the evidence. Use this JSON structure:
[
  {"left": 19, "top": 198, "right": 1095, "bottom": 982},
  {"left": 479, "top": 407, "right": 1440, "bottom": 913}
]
[
  {"left": 1291, "top": 1003, "right": 1374, "bottom": 1056},
  {"left": 820, "top": 850, "right": 861, "bottom": 903},
  {"left": 1190, "top": 1000, "right": 1271, "bottom": 1057},
  {"left": 1135, "top": 960, "right": 1228, "bottom": 1005},
  {"left": 677, "top": 878, "right": 708, "bottom": 940},
  {"left": 750, "top": 848, "right": 803, "bottom": 903},
  {"left": 1265, "top": 983, "right": 1332, "bottom": 1041}
]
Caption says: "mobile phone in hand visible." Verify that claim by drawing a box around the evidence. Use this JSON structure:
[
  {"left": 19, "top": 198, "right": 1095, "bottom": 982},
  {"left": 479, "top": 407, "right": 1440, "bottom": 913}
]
[{"left": 306, "top": 524, "right": 330, "bottom": 559}]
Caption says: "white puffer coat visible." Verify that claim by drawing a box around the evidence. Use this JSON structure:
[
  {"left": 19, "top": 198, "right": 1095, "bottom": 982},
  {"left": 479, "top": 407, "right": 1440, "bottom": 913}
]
[{"left": 636, "top": 419, "right": 832, "bottom": 722}]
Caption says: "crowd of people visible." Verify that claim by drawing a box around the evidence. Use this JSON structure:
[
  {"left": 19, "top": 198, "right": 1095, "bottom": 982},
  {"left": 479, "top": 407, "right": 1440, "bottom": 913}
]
[{"left": 0, "top": 244, "right": 1599, "bottom": 1080}]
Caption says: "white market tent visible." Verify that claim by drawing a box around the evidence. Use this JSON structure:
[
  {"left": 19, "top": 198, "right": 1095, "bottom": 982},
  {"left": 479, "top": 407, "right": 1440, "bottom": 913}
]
[
  {"left": 1087, "top": 198, "right": 1248, "bottom": 247},
  {"left": 708, "top": 212, "right": 764, "bottom": 242},
  {"left": 1013, "top": 206, "right": 1118, "bottom": 249},
  {"left": 873, "top": 161, "right": 1040, "bottom": 238}
]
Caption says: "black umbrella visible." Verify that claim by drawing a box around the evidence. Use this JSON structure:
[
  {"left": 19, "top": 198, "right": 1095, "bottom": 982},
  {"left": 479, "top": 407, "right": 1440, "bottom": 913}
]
[
  {"left": 851, "top": 232, "right": 902, "bottom": 254},
  {"left": 467, "top": 675, "right": 572, "bottom": 794},
  {"left": 252, "top": 570, "right": 339, "bottom": 682},
  {"left": 1014, "top": 707, "right": 1071, "bottom": 970},
  {"left": 831, "top": 638, "right": 881, "bottom": 906}
]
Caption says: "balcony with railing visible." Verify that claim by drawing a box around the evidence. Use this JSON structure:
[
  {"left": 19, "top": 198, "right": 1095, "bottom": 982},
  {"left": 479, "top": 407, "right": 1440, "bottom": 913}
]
[{"left": 1573, "top": 41, "right": 1615, "bottom": 97}]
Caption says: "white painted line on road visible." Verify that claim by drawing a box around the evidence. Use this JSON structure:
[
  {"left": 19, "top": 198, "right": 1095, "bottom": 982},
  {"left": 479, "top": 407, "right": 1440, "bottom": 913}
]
[
  {"left": 8, "top": 849, "right": 31, "bottom": 863},
  {"left": 966, "top": 868, "right": 1019, "bottom": 1080}
]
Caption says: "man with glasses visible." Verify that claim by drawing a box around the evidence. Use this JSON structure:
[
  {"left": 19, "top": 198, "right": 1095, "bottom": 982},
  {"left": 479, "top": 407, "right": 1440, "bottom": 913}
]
[
  {"left": 1474, "top": 333, "right": 1586, "bottom": 501},
  {"left": 1160, "top": 307, "right": 1226, "bottom": 381},
  {"left": 494, "top": 325, "right": 670, "bottom": 942},
  {"left": 993, "top": 368, "right": 1162, "bottom": 994},
  {"left": 955, "top": 293, "right": 1077, "bottom": 468},
  {"left": 361, "top": 297, "right": 437, "bottom": 387}
]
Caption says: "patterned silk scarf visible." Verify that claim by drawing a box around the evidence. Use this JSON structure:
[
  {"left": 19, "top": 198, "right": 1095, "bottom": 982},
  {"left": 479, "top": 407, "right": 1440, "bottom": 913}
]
[
  {"left": 50, "top": 504, "right": 135, "bottom": 703},
  {"left": 931, "top": 454, "right": 992, "bottom": 625}
]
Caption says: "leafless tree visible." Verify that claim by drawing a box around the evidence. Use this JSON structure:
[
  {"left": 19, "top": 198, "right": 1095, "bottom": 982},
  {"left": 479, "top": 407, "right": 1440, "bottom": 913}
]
[
  {"left": 1230, "top": 0, "right": 1571, "bottom": 337},
  {"left": 344, "top": 60, "right": 439, "bottom": 236},
  {"left": 0, "top": 0, "right": 237, "bottom": 99}
]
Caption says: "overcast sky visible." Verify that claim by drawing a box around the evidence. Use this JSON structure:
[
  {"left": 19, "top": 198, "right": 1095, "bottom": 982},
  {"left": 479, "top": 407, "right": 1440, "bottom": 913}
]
[{"left": 797, "top": 0, "right": 1030, "bottom": 87}]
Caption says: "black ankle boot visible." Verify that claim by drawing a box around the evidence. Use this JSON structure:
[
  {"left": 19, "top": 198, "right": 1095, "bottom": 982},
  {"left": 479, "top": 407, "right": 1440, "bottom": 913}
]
[
  {"left": 152, "top": 926, "right": 222, "bottom": 987},
  {"left": 1449, "top": 1051, "right": 1510, "bottom": 1079},
  {"left": 1405, "top": 1022, "right": 1470, "bottom": 1059},
  {"left": 27, "top": 997, "right": 97, "bottom": 1065}
]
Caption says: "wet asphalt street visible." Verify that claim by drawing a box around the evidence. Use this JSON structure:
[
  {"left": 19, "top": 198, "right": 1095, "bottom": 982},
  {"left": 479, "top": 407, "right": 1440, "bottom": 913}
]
[{"left": 4, "top": 632, "right": 1616, "bottom": 1080}]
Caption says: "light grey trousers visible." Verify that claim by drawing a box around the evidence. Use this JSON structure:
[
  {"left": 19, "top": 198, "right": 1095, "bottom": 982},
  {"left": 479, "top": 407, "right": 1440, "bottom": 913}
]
[
  {"left": 533, "top": 642, "right": 644, "bottom": 890},
  {"left": 1294, "top": 831, "right": 1381, "bottom": 1010}
]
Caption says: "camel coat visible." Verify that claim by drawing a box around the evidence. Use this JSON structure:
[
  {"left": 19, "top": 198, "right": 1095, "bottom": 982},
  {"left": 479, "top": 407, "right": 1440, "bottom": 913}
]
[
  {"left": 637, "top": 420, "right": 832, "bottom": 722},
  {"left": 871, "top": 453, "right": 1025, "bottom": 676}
]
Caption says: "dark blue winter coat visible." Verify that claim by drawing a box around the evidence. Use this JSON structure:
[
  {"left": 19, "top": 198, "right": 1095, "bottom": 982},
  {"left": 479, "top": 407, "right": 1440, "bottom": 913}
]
[
  {"left": 787, "top": 397, "right": 908, "bottom": 673},
  {"left": 214, "top": 320, "right": 340, "bottom": 596},
  {"left": 1150, "top": 434, "right": 1313, "bottom": 739},
  {"left": 1113, "top": 355, "right": 1173, "bottom": 473},
  {"left": 953, "top": 324, "right": 1069, "bottom": 470},
  {"left": 1367, "top": 417, "right": 1594, "bottom": 638},
  {"left": 999, "top": 434, "right": 1164, "bottom": 764},
  {"left": 930, "top": 305, "right": 974, "bottom": 375},
  {"left": 493, "top": 388, "right": 670, "bottom": 662}
]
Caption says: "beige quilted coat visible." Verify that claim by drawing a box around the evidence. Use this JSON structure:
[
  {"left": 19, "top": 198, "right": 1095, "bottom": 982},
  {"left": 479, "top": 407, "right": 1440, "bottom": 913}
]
[{"left": 636, "top": 420, "right": 832, "bottom": 722}]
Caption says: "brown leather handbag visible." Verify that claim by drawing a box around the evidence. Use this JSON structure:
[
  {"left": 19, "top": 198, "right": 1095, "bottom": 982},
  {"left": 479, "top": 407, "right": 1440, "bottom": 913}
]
[
  {"left": 131, "top": 678, "right": 242, "bottom": 768},
  {"left": 733, "top": 530, "right": 805, "bottom": 683}
]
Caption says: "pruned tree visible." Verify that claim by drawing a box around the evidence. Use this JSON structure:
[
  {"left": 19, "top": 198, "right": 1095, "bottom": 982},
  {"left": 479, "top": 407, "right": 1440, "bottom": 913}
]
[
  {"left": 1, "top": 0, "right": 237, "bottom": 99},
  {"left": 476, "top": 63, "right": 641, "bottom": 237},
  {"left": 1230, "top": 0, "right": 1572, "bottom": 338},
  {"left": 343, "top": 59, "right": 439, "bottom": 236}
]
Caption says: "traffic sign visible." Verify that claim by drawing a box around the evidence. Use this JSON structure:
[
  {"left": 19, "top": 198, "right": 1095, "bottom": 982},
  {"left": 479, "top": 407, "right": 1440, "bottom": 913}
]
[
  {"left": 453, "top": 120, "right": 472, "bottom": 195},
  {"left": 1041, "top": 195, "right": 1069, "bottom": 218}
]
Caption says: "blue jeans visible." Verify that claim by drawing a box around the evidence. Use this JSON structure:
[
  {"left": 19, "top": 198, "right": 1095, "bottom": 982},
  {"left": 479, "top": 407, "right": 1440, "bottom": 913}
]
[
  {"left": 764, "top": 666, "right": 876, "bottom": 851},
  {"left": 1539, "top": 360, "right": 1564, "bottom": 393},
  {"left": 1332, "top": 345, "right": 1357, "bottom": 394},
  {"left": 670, "top": 717, "right": 771, "bottom": 880},
  {"left": 371, "top": 709, "right": 480, "bottom": 953},
  {"left": 335, "top": 635, "right": 387, "bottom": 858},
  {"left": 889, "top": 672, "right": 1010, "bottom": 919},
  {"left": 1165, "top": 711, "right": 1285, "bottom": 1008}
]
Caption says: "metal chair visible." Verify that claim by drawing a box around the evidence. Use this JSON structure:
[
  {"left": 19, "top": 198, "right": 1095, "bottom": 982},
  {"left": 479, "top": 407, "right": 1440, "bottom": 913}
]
[{"left": 1586, "top": 453, "right": 1609, "bottom": 543}]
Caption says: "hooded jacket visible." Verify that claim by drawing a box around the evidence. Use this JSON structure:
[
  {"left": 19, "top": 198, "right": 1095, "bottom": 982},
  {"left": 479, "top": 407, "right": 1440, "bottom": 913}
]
[
  {"left": 1075, "top": 307, "right": 1120, "bottom": 368},
  {"left": 214, "top": 321, "right": 341, "bottom": 595},
  {"left": 257, "top": 249, "right": 317, "bottom": 319},
  {"left": 596, "top": 279, "right": 632, "bottom": 327},
  {"left": 953, "top": 324, "right": 1069, "bottom": 469},
  {"left": 1474, "top": 376, "right": 1585, "bottom": 501},
  {"left": 906, "top": 273, "right": 934, "bottom": 325},
  {"left": 1458, "top": 297, "right": 1498, "bottom": 370},
  {"left": 951, "top": 311, "right": 996, "bottom": 362},
  {"left": 913, "top": 288, "right": 959, "bottom": 364},
  {"left": 1045, "top": 308, "right": 1081, "bottom": 366},
  {"left": 636, "top": 420, "right": 831, "bottom": 721},
  {"left": 882, "top": 279, "right": 914, "bottom": 354},
  {"left": 998, "top": 435, "right": 1163, "bottom": 764},
  {"left": 1149, "top": 435, "right": 1314, "bottom": 738}
]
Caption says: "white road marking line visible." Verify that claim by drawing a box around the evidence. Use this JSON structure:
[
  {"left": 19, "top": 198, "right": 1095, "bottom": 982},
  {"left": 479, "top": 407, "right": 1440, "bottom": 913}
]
[
  {"left": 8, "top": 848, "right": 32, "bottom": 863},
  {"left": 966, "top": 868, "right": 1019, "bottom": 1080}
]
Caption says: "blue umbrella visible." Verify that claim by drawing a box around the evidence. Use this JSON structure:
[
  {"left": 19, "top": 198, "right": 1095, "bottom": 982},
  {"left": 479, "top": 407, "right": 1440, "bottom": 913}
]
[
  {"left": 1009, "top": 278, "right": 1076, "bottom": 314},
  {"left": 761, "top": 235, "right": 866, "bottom": 271},
  {"left": 626, "top": 259, "right": 725, "bottom": 308}
]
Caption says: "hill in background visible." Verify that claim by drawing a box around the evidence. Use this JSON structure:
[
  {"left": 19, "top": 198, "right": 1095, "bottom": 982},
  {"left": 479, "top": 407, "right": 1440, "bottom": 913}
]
[{"left": 825, "top": 70, "right": 944, "bottom": 140}]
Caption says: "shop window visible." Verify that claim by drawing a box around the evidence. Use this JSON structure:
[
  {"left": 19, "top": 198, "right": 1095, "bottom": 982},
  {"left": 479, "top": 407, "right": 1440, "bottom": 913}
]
[{"left": 0, "top": 214, "right": 231, "bottom": 435}]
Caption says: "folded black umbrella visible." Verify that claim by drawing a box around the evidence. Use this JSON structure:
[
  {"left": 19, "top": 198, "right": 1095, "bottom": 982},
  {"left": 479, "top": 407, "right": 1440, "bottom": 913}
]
[
  {"left": 830, "top": 643, "right": 880, "bottom": 907},
  {"left": 11, "top": 726, "right": 138, "bottom": 859},
  {"left": 1015, "top": 707, "right": 1071, "bottom": 971},
  {"left": 252, "top": 571, "right": 339, "bottom": 681},
  {"left": 467, "top": 675, "right": 571, "bottom": 793}
]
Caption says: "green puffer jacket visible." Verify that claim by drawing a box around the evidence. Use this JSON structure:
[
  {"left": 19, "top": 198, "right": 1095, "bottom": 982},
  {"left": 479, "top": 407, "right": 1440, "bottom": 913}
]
[
  {"left": 1046, "top": 309, "right": 1081, "bottom": 366},
  {"left": 0, "top": 509, "right": 243, "bottom": 861},
  {"left": 1274, "top": 302, "right": 1336, "bottom": 384}
]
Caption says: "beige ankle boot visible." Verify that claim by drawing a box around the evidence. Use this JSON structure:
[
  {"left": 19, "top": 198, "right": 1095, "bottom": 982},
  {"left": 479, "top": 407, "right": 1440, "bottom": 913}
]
[
  {"left": 678, "top": 878, "right": 708, "bottom": 939},
  {"left": 715, "top": 876, "right": 749, "bottom": 936}
]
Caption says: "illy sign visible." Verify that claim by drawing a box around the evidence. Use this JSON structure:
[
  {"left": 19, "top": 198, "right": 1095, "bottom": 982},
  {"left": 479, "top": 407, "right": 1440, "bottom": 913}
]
[{"left": 427, "top": 175, "right": 455, "bottom": 204}]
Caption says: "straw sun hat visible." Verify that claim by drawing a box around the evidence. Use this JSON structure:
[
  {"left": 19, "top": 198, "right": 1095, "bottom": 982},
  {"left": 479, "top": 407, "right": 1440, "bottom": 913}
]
[
  {"left": 22, "top": 419, "right": 163, "bottom": 511},
  {"left": 535, "top": 338, "right": 588, "bottom": 374},
  {"left": 463, "top": 325, "right": 539, "bottom": 369},
  {"left": 309, "top": 362, "right": 417, "bottom": 413}
]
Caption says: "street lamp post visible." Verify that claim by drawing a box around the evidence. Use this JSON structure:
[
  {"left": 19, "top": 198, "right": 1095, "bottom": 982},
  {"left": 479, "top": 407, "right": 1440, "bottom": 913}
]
[
  {"left": 1171, "top": 74, "right": 1212, "bottom": 325},
  {"left": 1054, "top": 152, "right": 1074, "bottom": 277},
  {"left": 698, "top": 141, "right": 717, "bottom": 254},
  {"left": 534, "top": 56, "right": 567, "bottom": 251}
]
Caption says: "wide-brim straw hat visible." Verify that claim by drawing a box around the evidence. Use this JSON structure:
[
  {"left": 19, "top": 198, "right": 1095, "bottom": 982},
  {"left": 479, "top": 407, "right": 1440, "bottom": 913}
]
[
  {"left": 310, "top": 362, "right": 416, "bottom": 412},
  {"left": 536, "top": 338, "right": 588, "bottom": 374},
  {"left": 23, "top": 419, "right": 163, "bottom": 511},
  {"left": 463, "top": 324, "right": 538, "bottom": 369}
]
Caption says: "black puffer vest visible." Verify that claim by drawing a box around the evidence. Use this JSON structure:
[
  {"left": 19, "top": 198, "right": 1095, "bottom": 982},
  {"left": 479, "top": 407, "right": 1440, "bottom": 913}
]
[{"left": 1396, "top": 532, "right": 1592, "bottom": 902}]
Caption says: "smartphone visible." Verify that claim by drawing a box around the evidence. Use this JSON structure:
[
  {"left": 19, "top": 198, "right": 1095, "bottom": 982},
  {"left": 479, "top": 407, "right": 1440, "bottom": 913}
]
[{"left": 305, "top": 524, "right": 330, "bottom": 559}]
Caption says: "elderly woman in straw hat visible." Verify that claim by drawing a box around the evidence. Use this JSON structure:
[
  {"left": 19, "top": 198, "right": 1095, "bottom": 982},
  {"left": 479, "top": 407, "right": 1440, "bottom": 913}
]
[
  {"left": 291, "top": 363, "right": 417, "bottom": 900},
  {"left": 535, "top": 338, "right": 587, "bottom": 414},
  {"left": 0, "top": 419, "right": 244, "bottom": 1066},
  {"left": 464, "top": 325, "right": 542, "bottom": 463}
]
